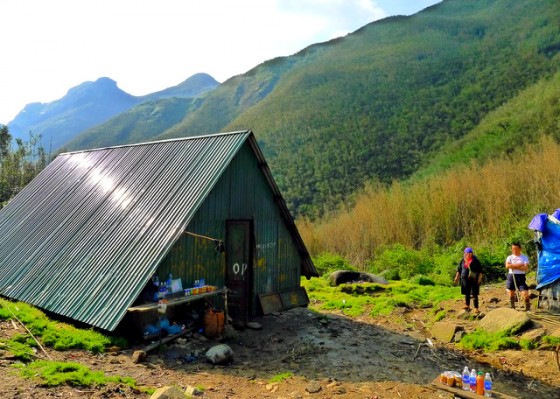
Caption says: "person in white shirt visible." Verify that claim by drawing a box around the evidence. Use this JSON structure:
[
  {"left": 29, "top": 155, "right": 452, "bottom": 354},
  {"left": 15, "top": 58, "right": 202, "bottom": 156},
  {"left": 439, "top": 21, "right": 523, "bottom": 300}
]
[{"left": 505, "top": 242, "right": 530, "bottom": 310}]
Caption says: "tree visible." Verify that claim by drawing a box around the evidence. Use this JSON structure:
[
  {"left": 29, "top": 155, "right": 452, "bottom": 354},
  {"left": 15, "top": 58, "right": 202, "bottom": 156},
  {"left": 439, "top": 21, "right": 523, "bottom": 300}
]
[{"left": 0, "top": 125, "right": 48, "bottom": 206}]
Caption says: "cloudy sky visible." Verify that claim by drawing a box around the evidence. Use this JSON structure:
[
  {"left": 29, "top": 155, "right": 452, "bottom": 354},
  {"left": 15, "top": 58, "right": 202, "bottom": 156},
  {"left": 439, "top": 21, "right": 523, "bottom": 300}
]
[{"left": 0, "top": 0, "right": 440, "bottom": 124}]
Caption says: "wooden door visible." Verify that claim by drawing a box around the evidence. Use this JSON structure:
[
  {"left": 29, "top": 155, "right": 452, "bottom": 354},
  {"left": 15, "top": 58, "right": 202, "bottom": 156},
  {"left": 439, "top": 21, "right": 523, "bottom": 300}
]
[{"left": 225, "top": 220, "right": 253, "bottom": 326}]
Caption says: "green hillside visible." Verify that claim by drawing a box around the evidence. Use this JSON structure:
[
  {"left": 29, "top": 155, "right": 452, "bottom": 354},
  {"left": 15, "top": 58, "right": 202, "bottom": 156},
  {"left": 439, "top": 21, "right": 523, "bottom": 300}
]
[
  {"left": 64, "top": 97, "right": 200, "bottom": 151},
  {"left": 414, "top": 70, "right": 560, "bottom": 180},
  {"left": 67, "top": 0, "right": 560, "bottom": 218}
]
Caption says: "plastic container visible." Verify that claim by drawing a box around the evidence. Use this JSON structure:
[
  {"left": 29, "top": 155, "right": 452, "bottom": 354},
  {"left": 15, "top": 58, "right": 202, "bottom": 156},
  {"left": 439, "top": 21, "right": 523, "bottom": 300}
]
[
  {"left": 439, "top": 371, "right": 448, "bottom": 385},
  {"left": 462, "top": 366, "right": 470, "bottom": 391},
  {"left": 484, "top": 373, "right": 493, "bottom": 397},
  {"left": 203, "top": 309, "right": 225, "bottom": 337},
  {"left": 476, "top": 371, "right": 484, "bottom": 395},
  {"left": 469, "top": 369, "right": 477, "bottom": 392},
  {"left": 446, "top": 371, "right": 455, "bottom": 387},
  {"left": 453, "top": 372, "right": 462, "bottom": 387}
]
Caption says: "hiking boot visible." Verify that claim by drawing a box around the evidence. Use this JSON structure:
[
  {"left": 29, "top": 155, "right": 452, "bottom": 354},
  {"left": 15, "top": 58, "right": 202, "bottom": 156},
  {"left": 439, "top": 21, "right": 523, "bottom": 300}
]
[
  {"left": 462, "top": 305, "right": 470, "bottom": 310},
  {"left": 473, "top": 308, "right": 480, "bottom": 315},
  {"left": 525, "top": 300, "right": 531, "bottom": 311},
  {"left": 509, "top": 300, "right": 516, "bottom": 309}
]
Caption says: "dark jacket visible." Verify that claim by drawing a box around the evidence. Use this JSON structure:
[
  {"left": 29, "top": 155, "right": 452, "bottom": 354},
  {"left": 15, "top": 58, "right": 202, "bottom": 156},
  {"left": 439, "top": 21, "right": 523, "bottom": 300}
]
[{"left": 457, "top": 256, "right": 483, "bottom": 281}]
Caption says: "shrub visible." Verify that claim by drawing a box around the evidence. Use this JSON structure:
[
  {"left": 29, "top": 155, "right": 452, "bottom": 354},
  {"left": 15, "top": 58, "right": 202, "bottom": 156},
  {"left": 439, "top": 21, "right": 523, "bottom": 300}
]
[
  {"left": 312, "top": 252, "right": 356, "bottom": 276},
  {"left": 368, "top": 244, "right": 432, "bottom": 280}
]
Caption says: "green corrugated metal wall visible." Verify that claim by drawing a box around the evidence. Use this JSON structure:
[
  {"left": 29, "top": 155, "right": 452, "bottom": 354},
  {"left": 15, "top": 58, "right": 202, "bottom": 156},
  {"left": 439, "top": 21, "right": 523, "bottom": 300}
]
[{"left": 158, "top": 142, "right": 301, "bottom": 314}]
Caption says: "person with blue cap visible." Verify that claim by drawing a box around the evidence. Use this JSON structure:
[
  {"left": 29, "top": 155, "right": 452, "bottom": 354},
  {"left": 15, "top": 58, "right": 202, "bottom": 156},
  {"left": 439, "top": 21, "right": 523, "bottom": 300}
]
[{"left": 454, "top": 247, "right": 484, "bottom": 314}]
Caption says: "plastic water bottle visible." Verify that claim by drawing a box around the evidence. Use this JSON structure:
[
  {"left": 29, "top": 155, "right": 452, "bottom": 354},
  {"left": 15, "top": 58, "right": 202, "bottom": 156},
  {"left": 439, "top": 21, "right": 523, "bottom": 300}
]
[
  {"left": 462, "top": 366, "right": 470, "bottom": 391},
  {"left": 469, "top": 369, "right": 477, "bottom": 392},
  {"left": 167, "top": 274, "right": 173, "bottom": 293},
  {"left": 152, "top": 275, "right": 159, "bottom": 286},
  {"left": 484, "top": 373, "right": 493, "bottom": 397}
]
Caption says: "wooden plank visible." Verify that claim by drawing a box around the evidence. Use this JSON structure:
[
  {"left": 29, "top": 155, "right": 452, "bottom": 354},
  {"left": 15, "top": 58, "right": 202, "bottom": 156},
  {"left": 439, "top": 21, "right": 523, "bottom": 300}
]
[
  {"left": 258, "top": 293, "right": 283, "bottom": 315},
  {"left": 143, "top": 328, "right": 191, "bottom": 352},
  {"left": 431, "top": 378, "right": 518, "bottom": 399},
  {"left": 127, "top": 288, "right": 226, "bottom": 312}
]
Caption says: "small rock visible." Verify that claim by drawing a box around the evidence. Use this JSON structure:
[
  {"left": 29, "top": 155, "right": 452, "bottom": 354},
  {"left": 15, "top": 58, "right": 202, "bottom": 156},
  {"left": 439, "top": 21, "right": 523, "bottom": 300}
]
[
  {"left": 453, "top": 330, "right": 465, "bottom": 342},
  {"left": 306, "top": 380, "right": 322, "bottom": 393},
  {"left": 332, "top": 386, "right": 346, "bottom": 394},
  {"left": 185, "top": 385, "right": 203, "bottom": 396},
  {"left": 206, "top": 344, "right": 234, "bottom": 364},
  {"left": 246, "top": 321, "right": 263, "bottom": 330},
  {"left": 132, "top": 350, "right": 147, "bottom": 364},
  {"left": 150, "top": 386, "right": 185, "bottom": 399},
  {"left": 265, "top": 383, "right": 278, "bottom": 392}
]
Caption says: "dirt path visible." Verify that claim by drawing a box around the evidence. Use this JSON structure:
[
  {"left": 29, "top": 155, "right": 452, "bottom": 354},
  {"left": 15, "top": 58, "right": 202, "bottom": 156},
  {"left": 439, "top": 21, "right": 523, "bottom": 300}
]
[{"left": 1, "top": 285, "right": 560, "bottom": 398}]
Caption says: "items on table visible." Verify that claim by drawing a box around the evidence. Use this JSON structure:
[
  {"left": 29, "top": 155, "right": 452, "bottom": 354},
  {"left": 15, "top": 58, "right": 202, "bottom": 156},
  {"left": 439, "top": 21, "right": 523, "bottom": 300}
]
[{"left": 439, "top": 367, "right": 493, "bottom": 397}]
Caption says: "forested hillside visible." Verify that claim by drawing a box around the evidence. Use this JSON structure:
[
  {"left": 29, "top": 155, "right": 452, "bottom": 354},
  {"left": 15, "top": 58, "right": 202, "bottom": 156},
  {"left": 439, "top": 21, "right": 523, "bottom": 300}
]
[
  {"left": 299, "top": 70, "right": 560, "bottom": 279},
  {"left": 66, "top": 0, "right": 560, "bottom": 219}
]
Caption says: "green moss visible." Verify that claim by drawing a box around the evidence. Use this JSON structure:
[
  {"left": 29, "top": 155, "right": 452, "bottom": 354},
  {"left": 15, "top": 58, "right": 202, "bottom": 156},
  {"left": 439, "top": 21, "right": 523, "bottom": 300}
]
[
  {"left": 302, "top": 279, "right": 460, "bottom": 318},
  {"left": 269, "top": 372, "right": 294, "bottom": 383},
  {"left": 458, "top": 329, "right": 519, "bottom": 351},
  {"left": 16, "top": 360, "right": 137, "bottom": 388},
  {"left": 0, "top": 300, "right": 124, "bottom": 355}
]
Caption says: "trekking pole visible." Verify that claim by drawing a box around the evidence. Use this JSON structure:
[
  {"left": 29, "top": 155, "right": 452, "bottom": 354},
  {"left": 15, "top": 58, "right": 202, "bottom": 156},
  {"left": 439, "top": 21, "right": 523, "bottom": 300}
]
[{"left": 512, "top": 272, "right": 521, "bottom": 303}]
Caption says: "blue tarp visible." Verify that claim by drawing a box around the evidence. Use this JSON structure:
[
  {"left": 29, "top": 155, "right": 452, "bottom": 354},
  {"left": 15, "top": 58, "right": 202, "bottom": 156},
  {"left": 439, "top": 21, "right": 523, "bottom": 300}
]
[{"left": 529, "top": 210, "right": 560, "bottom": 290}]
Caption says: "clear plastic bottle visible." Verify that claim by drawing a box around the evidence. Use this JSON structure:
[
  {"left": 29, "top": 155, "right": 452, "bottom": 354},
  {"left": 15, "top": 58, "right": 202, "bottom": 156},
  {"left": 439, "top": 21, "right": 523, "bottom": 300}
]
[
  {"left": 469, "top": 369, "right": 477, "bottom": 392},
  {"left": 167, "top": 273, "right": 172, "bottom": 290},
  {"left": 484, "top": 373, "right": 493, "bottom": 397},
  {"left": 462, "top": 366, "right": 470, "bottom": 391}
]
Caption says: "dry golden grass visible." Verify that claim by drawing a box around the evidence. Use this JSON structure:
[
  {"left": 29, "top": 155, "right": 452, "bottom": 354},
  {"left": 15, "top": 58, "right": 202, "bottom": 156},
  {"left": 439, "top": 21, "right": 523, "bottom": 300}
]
[{"left": 298, "top": 136, "right": 560, "bottom": 266}]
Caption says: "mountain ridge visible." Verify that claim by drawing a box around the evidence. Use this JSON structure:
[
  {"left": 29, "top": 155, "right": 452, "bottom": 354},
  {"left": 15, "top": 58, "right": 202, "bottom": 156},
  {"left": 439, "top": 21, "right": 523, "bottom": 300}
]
[{"left": 7, "top": 73, "right": 219, "bottom": 151}]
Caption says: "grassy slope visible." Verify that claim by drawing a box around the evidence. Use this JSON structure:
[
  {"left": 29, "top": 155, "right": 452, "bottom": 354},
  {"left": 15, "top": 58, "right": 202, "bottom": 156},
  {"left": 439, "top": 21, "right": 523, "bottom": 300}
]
[
  {"left": 163, "top": 0, "right": 560, "bottom": 216},
  {"left": 63, "top": 0, "right": 560, "bottom": 218}
]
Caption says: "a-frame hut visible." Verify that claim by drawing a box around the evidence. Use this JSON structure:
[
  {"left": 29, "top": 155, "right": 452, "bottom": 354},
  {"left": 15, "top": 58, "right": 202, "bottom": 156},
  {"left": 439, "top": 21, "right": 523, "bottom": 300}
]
[{"left": 0, "top": 130, "right": 317, "bottom": 332}]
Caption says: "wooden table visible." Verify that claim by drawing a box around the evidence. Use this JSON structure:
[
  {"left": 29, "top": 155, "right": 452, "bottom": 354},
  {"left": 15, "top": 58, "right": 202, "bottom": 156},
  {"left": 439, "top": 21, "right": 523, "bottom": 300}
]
[{"left": 127, "top": 288, "right": 227, "bottom": 312}]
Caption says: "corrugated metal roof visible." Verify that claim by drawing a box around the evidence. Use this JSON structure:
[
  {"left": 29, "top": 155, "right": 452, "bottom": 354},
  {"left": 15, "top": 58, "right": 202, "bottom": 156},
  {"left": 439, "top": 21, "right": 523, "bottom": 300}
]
[{"left": 0, "top": 130, "right": 316, "bottom": 331}]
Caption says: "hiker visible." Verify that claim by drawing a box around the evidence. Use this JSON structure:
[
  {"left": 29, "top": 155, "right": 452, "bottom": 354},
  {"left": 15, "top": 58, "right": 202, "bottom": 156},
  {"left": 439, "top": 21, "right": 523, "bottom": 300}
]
[
  {"left": 454, "top": 247, "right": 483, "bottom": 314},
  {"left": 505, "top": 242, "right": 531, "bottom": 310}
]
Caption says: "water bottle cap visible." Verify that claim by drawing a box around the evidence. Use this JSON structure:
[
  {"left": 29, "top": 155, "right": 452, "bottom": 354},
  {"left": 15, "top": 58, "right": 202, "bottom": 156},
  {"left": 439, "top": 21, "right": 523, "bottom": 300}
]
[{"left": 478, "top": 371, "right": 483, "bottom": 375}]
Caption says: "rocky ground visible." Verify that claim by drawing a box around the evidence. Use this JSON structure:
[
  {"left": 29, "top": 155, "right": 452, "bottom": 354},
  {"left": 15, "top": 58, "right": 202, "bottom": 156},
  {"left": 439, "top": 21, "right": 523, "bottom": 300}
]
[{"left": 1, "top": 284, "right": 560, "bottom": 398}]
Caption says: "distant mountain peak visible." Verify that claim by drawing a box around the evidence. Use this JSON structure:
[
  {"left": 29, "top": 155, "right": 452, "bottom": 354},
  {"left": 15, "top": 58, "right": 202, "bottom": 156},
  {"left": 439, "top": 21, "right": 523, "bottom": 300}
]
[{"left": 7, "top": 73, "right": 220, "bottom": 151}]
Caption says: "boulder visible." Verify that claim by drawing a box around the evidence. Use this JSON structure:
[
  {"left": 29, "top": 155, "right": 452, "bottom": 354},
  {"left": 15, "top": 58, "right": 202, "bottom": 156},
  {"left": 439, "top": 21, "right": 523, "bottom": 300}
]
[
  {"left": 431, "top": 321, "right": 460, "bottom": 343},
  {"left": 520, "top": 328, "right": 546, "bottom": 342},
  {"left": 327, "top": 270, "right": 388, "bottom": 286},
  {"left": 550, "top": 327, "right": 560, "bottom": 338},
  {"left": 206, "top": 343, "right": 234, "bottom": 365},
  {"left": 477, "top": 308, "right": 531, "bottom": 334}
]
